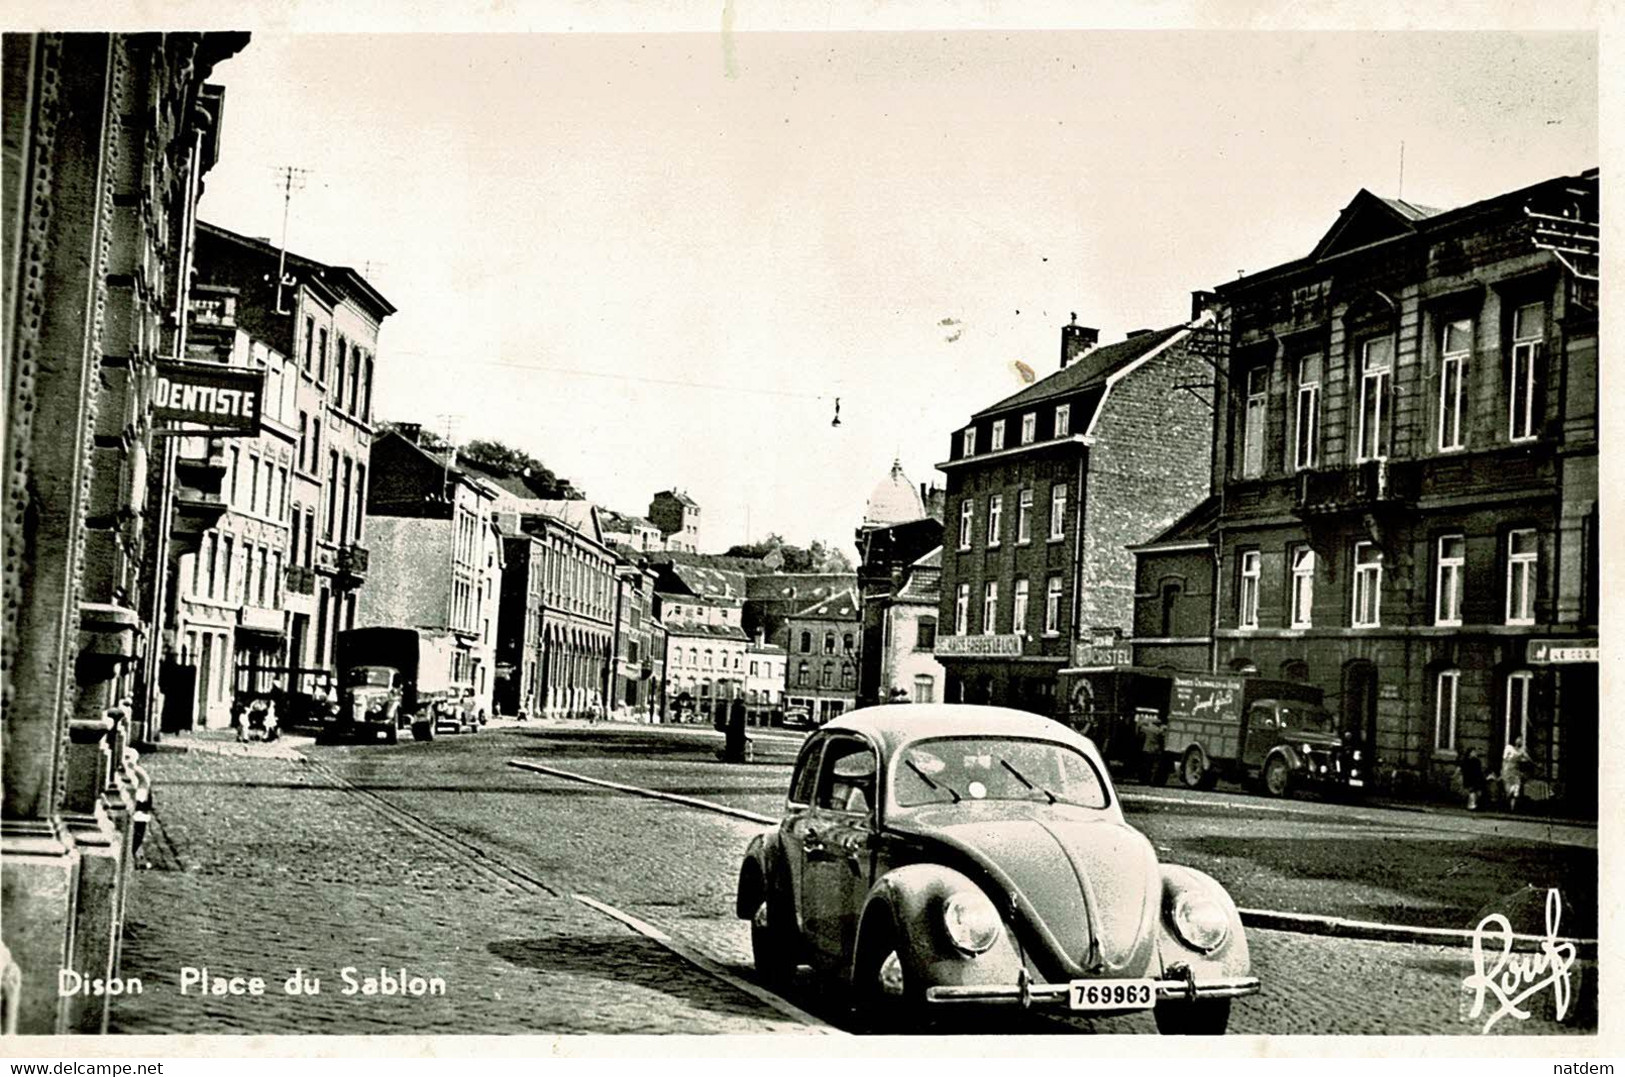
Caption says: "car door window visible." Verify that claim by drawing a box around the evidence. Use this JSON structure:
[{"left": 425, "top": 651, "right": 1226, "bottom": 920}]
[
  {"left": 816, "top": 737, "right": 877, "bottom": 817},
  {"left": 789, "top": 740, "right": 823, "bottom": 806}
]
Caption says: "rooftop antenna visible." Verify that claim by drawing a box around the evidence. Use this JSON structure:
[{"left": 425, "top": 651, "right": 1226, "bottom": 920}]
[
  {"left": 1397, "top": 140, "right": 1405, "bottom": 201},
  {"left": 831, "top": 397, "right": 842, "bottom": 427},
  {"left": 273, "top": 165, "right": 311, "bottom": 315}
]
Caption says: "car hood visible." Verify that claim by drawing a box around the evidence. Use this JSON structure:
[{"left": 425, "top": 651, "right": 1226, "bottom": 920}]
[{"left": 890, "top": 807, "right": 1161, "bottom": 977}]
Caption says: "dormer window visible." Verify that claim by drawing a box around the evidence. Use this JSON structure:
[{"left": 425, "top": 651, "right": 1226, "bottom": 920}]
[
  {"left": 1054, "top": 403, "right": 1071, "bottom": 438},
  {"left": 1020, "top": 413, "right": 1036, "bottom": 445},
  {"left": 962, "top": 427, "right": 977, "bottom": 457},
  {"left": 990, "top": 420, "right": 1006, "bottom": 451}
]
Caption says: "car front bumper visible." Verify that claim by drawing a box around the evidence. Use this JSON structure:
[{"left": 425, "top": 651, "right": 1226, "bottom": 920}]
[{"left": 924, "top": 970, "right": 1260, "bottom": 1008}]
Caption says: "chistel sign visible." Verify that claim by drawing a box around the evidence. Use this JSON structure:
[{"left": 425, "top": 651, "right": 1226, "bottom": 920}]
[{"left": 152, "top": 360, "right": 263, "bottom": 436}]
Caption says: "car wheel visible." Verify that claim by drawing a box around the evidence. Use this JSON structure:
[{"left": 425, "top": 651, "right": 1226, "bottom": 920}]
[
  {"left": 1263, "top": 756, "right": 1291, "bottom": 798},
  {"left": 852, "top": 929, "right": 927, "bottom": 1034},
  {"left": 749, "top": 900, "right": 797, "bottom": 989},
  {"left": 1154, "top": 998, "right": 1231, "bottom": 1035},
  {"left": 1179, "top": 746, "right": 1209, "bottom": 790}
]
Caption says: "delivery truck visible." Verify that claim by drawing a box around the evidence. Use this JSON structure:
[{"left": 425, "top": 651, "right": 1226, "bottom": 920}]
[
  {"left": 332, "top": 627, "right": 464, "bottom": 743},
  {"left": 1162, "top": 672, "right": 1361, "bottom": 797}
]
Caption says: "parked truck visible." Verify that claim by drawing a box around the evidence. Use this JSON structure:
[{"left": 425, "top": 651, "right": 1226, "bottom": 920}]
[
  {"left": 332, "top": 627, "right": 462, "bottom": 744},
  {"left": 1162, "top": 673, "right": 1361, "bottom": 797}
]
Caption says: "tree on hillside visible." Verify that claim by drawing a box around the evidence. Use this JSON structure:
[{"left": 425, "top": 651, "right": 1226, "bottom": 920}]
[
  {"left": 459, "top": 438, "right": 582, "bottom": 499},
  {"left": 724, "top": 534, "right": 852, "bottom": 573}
]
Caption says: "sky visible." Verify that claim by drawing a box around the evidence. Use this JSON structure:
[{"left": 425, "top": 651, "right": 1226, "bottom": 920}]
[{"left": 192, "top": 28, "right": 1598, "bottom": 555}]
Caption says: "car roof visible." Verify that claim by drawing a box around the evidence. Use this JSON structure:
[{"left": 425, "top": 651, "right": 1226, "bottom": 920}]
[{"left": 818, "top": 704, "right": 1094, "bottom": 758}]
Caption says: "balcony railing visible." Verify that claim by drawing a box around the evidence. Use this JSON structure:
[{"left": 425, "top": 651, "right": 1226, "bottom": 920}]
[
  {"left": 285, "top": 565, "right": 316, "bottom": 595},
  {"left": 336, "top": 544, "right": 369, "bottom": 576},
  {"left": 1294, "top": 460, "right": 1413, "bottom": 516}
]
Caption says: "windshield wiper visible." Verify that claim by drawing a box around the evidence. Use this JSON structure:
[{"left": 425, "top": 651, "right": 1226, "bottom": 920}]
[
  {"left": 906, "top": 758, "right": 960, "bottom": 803},
  {"left": 999, "top": 758, "right": 1057, "bottom": 804}
]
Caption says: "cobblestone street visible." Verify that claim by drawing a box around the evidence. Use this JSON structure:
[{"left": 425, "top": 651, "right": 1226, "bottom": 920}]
[
  {"left": 114, "top": 748, "right": 817, "bottom": 1035},
  {"left": 110, "top": 724, "right": 1596, "bottom": 1037}
]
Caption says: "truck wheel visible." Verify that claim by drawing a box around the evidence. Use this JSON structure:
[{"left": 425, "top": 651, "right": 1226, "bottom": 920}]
[
  {"left": 1179, "top": 746, "right": 1209, "bottom": 790},
  {"left": 411, "top": 719, "right": 434, "bottom": 742},
  {"left": 1263, "top": 755, "right": 1291, "bottom": 797}
]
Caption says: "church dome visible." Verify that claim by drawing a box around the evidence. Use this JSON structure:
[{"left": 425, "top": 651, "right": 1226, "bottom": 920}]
[{"left": 863, "top": 458, "right": 925, "bottom": 526}]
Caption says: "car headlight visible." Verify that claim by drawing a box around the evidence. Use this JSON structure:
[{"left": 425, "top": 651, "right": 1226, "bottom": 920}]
[
  {"left": 1301, "top": 743, "right": 1313, "bottom": 755},
  {"left": 1169, "top": 893, "right": 1229, "bottom": 953},
  {"left": 1353, "top": 749, "right": 1362, "bottom": 762},
  {"left": 942, "top": 890, "right": 1002, "bottom": 954}
]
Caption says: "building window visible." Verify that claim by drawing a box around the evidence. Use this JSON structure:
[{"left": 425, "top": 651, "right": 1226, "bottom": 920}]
[
  {"left": 1506, "top": 528, "right": 1537, "bottom": 625},
  {"left": 824, "top": 631, "right": 835, "bottom": 654},
  {"left": 354, "top": 464, "right": 366, "bottom": 540},
  {"left": 363, "top": 355, "right": 375, "bottom": 421},
  {"left": 1241, "top": 365, "right": 1267, "bottom": 479},
  {"left": 913, "top": 675, "right": 935, "bottom": 704},
  {"left": 303, "top": 316, "right": 315, "bottom": 372},
  {"left": 1290, "top": 547, "right": 1314, "bottom": 629},
  {"left": 325, "top": 450, "right": 339, "bottom": 540},
  {"left": 311, "top": 418, "right": 321, "bottom": 470},
  {"left": 1049, "top": 483, "right": 1067, "bottom": 541},
  {"left": 1159, "top": 580, "right": 1181, "bottom": 637},
  {"left": 298, "top": 412, "right": 309, "bottom": 471},
  {"left": 1055, "top": 403, "right": 1070, "bottom": 438},
  {"left": 962, "top": 428, "right": 977, "bottom": 457},
  {"left": 205, "top": 532, "right": 218, "bottom": 598},
  {"left": 1020, "top": 412, "right": 1036, "bottom": 444},
  {"left": 1295, "top": 353, "right": 1321, "bottom": 470},
  {"left": 229, "top": 447, "right": 241, "bottom": 507},
  {"left": 821, "top": 663, "right": 834, "bottom": 688},
  {"left": 841, "top": 663, "right": 855, "bottom": 689},
  {"left": 982, "top": 581, "right": 998, "bottom": 635},
  {"left": 986, "top": 494, "right": 1003, "bottom": 547},
  {"left": 1237, "top": 549, "right": 1260, "bottom": 629},
  {"left": 1439, "top": 318, "right": 1470, "bottom": 451},
  {"left": 1352, "top": 542, "right": 1383, "bottom": 627},
  {"left": 955, "top": 583, "right": 970, "bottom": 635},
  {"left": 843, "top": 633, "right": 854, "bottom": 653},
  {"left": 317, "top": 327, "right": 328, "bottom": 383},
  {"left": 349, "top": 346, "right": 363, "bottom": 415},
  {"left": 1044, "top": 577, "right": 1062, "bottom": 635},
  {"left": 1510, "top": 302, "right": 1544, "bottom": 441},
  {"left": 1505, "top": 670, "right": 1533, "bottom": 746},
  {"left": 958, "top": 498, "right": 974, "bottom": 551},
  {"left": 990, "top": 419, "right": 1006, "bottom": 451},
  {"left": 799, "top": 630, "right": 811, "bottom": 653},
  {"left": 1357, "top": 337, "right": 1393, "bottom": 462},
  {"left": 1434, "top": 669, "right": 1460, "bottom": 752},
  {"left": 334, "top": 339, "right": 347, "bottom": 409},
  {"left": 1016, "top": 488, "right": 1033, "bottom": 544},
  {"left": 916, "top": 618, "right": 936, "bottom": 650},
  {"left": 1436, "top": 535, "right": 1465, "bottom": 626},
  {"left": 1012, "top": 578, "right": 1029, "bottom": 634}
]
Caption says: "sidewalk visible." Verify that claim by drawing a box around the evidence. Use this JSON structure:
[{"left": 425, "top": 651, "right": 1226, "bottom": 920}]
[{"left": 146, "top": 726, "right": 314, "bottom": 761}]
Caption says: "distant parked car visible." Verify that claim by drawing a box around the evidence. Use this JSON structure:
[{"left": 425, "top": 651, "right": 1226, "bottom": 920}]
[
  {"left": 781, "top": 706, "right": 814, "bottom": 731},
  {"left": 734, "top": 705, "right": 1260, "bottom": 1034}
]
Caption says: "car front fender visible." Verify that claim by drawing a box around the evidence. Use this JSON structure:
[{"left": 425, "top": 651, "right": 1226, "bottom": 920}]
[
  {"left": 850, "top": 863, "right": 1025, "bottom": 992},
  {"left": 1156, "top": 864, "right": 1251, "bottom": 980}
]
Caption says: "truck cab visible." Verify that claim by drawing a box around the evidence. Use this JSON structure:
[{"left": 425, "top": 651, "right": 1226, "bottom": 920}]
[
  {"left": 1240, "top": 698, "right": 1358, "bottom": 797},
  {"left": 338, "top": 664, "right": 406, "bottom": 743}
]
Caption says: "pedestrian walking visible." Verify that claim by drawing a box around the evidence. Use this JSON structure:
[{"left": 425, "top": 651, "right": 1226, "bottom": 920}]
[
  {"left": 1501, "top": 736, "right": 1530, "bottom": 812},
  {"left": 1458, "top": 747, "right": 1485, "bottom": 811}
]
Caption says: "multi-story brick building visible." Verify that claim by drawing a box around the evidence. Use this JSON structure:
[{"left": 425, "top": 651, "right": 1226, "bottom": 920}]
[
  {"left": 745, "top": 639, "right": 788, "bottom": 719},
  {"left": 2, "top": 31, "right": 248, "bottom": 1034},
  {"left": 934, "top": 307, "right": 1218, "bottom": 713},
  {"left": 359, "top": 428, "right": 504, "bottom": 715},
  {"left": 784, "top": 587, "right": 862, "bottom": 724},
  {"left": 495, "top": 530, "right": 546, "bottom": 718},
  {"left": 649, "top": 489, "right": 701, "bottom": 552},
  {"left": 611, "top": 561, "right": 661, "bottom": 719},
  {"left": 1203, "top": 170, "right": 1598, "bottom": 810},
  {"left": 191, "top": 221, "right": 394, "bottom": 694}
]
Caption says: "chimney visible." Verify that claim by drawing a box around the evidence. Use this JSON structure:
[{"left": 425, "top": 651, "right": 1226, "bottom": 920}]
[
  {"left": 1190, "top": 290, "right": 1219, "bottom": 321},
  {"left": 396, "top": 421, "right": 423, "bottom": 444},
  {"left": 1060, "top": 313, "right": 1099, "bottom": 369}
]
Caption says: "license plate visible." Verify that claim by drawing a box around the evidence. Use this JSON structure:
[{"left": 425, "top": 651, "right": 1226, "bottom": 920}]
[
  {"left": 1068, "top": 979, "right": 1155, "bottom": 1011},
  {"left": 1348, "top": 779, "right": 1364, "bottom": 787}
]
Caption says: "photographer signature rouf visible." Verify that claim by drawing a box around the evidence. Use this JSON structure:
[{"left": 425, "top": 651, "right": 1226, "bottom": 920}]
[{"left": 1461, "top": 887, "right": 1579, "bottom": 1034}]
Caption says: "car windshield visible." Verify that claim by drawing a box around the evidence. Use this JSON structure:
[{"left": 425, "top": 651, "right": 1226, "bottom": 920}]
[
  {"left": 1280, "top": 705, "right": 1335, "bottom": 735},
  {"left": 893, "top": 736, "right": 1108, "bottom": 810},
  {"left": 345, "top": 667, "right": 394, "bottom": 688}
]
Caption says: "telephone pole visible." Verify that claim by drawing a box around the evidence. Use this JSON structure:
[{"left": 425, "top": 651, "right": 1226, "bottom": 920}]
[{"left": 273, "top": 165, "right": 311, "bottom": 314}]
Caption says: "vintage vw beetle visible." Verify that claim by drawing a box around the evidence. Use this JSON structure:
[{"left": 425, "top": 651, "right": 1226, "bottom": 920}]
[{"left": 735, "top": 705, "right": 1260, "bottom": 1033}]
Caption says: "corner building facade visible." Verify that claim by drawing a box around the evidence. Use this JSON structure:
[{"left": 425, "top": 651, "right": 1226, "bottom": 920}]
[
  {"left": 935, "top": 309, "right": 1216, "bottom": 714},
  {"left": 1208, "top": 171, "right": 1598, "bottom": 811}
]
